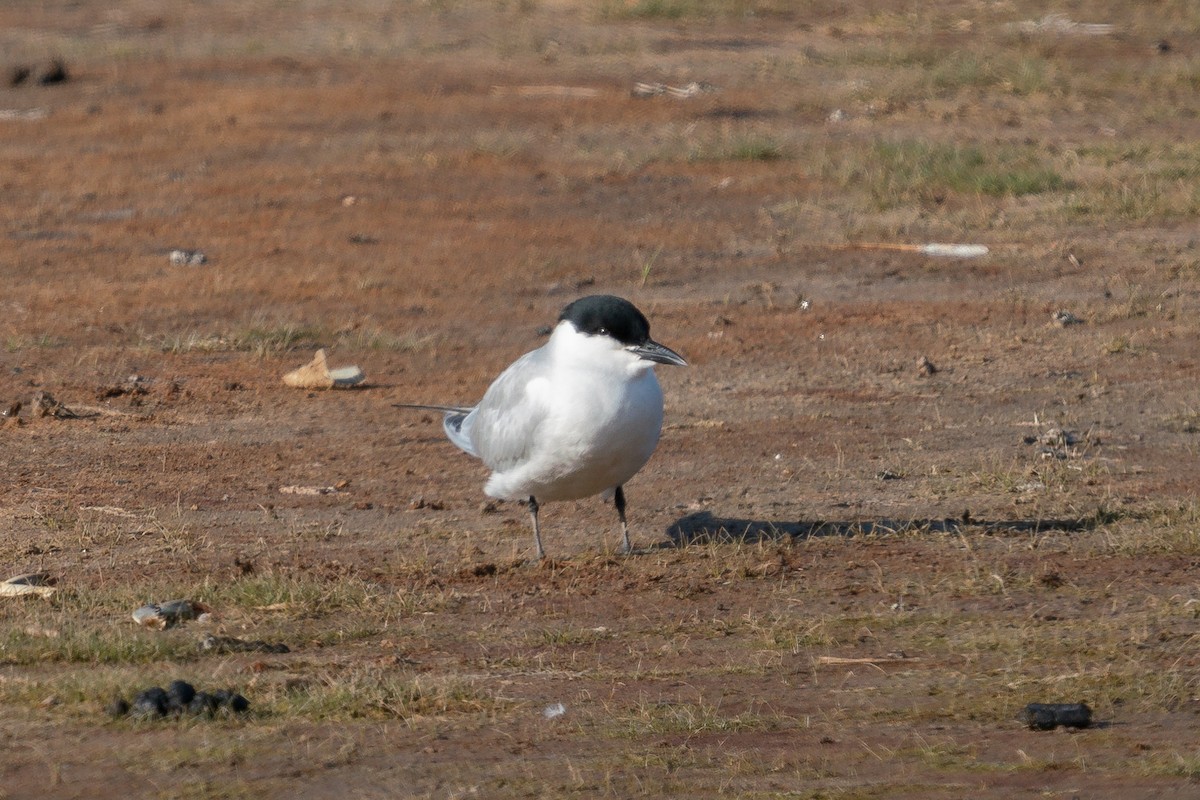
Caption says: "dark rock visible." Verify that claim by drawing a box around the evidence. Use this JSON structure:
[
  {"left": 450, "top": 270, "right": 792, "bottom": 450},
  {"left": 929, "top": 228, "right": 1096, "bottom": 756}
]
[{"left": 1019, "top": 702, "right": 1092, "bottom": 730}]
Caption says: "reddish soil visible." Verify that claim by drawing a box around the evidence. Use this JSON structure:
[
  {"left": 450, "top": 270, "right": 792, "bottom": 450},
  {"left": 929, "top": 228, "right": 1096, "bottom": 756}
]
[{"left": 2, "top": 2, "right": 1200, "bottom": 798}]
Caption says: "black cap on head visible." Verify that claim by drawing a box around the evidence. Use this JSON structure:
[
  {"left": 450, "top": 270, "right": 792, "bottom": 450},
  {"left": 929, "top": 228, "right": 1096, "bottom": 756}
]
[{"left": 559, "top": 295, "right": 651, "bottom": 347}]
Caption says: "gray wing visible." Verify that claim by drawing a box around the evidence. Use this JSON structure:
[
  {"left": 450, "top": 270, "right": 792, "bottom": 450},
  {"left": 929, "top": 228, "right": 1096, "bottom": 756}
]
[{"left": 461, "top": 349, "right": 552, "bottom": 473}]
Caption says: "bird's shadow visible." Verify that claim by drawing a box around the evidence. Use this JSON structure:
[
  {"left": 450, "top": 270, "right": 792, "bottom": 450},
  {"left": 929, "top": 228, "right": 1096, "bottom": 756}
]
[{"left": 662, "top": 510, "right": 1113, "bottom": 548}]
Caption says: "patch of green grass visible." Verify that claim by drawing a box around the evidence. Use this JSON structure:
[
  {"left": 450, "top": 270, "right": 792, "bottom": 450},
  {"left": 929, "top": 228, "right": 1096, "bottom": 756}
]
[
  {"left": 268, "top": 667, "right": 498, "bottom": 721},
  {"left": 864, "top": 140, "right": 1066, "bottom": 207},
  {"left": 228, "top": 322, "right": 326, "bottom": 356},
  {"left": 599, "top": 0, "right": 794, "bottom": 20},
  {"left": 928, "top": 52, "right": 1001, "bottom": 92},
  {"left": 148, "top": 331, "right": 229, "bottom": 354},
  {"left": 0, "top": 568, "right": 390, "bottom": 669},
  {"left": 4, "top": 333, "right": 65, "bottom": 352},
  {"left": 726, "top": 137, "right": 787, "bottom": 162},
  {"left": 208, "top": 573, "right": 383, "bottom": 615},
  {"left": 0, "top": 623, "right": 200, "bottom": 667}
]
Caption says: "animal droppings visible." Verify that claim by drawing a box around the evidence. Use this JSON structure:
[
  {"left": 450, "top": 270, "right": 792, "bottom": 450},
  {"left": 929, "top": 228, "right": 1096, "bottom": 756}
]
[{"left": 110, "top": 681, "right": 250, "bottom": 720}]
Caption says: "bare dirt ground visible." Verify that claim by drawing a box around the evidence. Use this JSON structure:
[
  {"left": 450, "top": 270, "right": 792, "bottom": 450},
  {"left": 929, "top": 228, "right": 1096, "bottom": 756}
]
[{"left": 3, "top": 1, "right": 1200, "bottom": 797}]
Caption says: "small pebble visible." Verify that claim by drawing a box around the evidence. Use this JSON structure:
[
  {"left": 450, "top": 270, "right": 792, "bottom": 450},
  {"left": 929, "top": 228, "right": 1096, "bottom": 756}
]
[
  {"left": 1051, "top": 310, "right": 1083, "bottom": 327},
  {"left": 169, "top": 249, "right": 207, "bottom": 266}
]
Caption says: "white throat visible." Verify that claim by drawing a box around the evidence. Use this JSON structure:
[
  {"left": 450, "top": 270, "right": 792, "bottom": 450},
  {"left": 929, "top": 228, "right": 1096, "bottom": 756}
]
[{"left": 548, "top": 321, "right": 653, "bottom": 376}]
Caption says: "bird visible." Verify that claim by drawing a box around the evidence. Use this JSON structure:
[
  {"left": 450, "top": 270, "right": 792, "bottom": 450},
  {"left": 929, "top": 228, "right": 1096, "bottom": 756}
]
[{"left": 395, "top": 294, "right": 687, "bottom": 560}]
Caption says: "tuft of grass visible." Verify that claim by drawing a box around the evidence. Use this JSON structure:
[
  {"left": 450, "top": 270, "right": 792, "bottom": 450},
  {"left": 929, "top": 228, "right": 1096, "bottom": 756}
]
[
  {"left": 638, "top": 245, "right": 663, "bottom": 287},
  {"left": 228, "top": 323, "right": 326, "bottom": 356},
  {"left": 689, "top": 135, "right": 788, "bottom": 163},
  {"left": 536, "top": 625, "right": 612, "bottom": 647},
  {"left": 1094, "top": 503, "right": 1200, "bottom": 556},
  {"left": 1104, "top": 335, "right": 1136, "bottom": 355},
  {"left": 267, "top": 667, "right": 500, "bottom": 722},
  {"left": 610, "top": 695, "right": 794, "bottom": 737},
  {"left": 1164, "top": 407, "right": 1200, "bottom": 435},
  {"left": 208, "top": 573, "right": 384, "bottom": 615},
  {"left": 338, "top": 326, "right": 436, "bottom": 352},
  {"left": 4, "top": 333, "right": 65, "bottom": 352},
  {"left": 1064, "top": 175, "right": 1200, "bottom": 221},
  {"left": 146, "top": 324, "right": 322, "bottom": 356},
  {"left": 741, "top": 609, "right": 839, "bottom": 652},
  {"left": 143, "top": 321, "right": 431, "bottom": 356}
]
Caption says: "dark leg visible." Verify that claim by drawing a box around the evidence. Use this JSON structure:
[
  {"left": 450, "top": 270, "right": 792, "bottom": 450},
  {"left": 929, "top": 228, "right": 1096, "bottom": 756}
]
[
  {"left": 528, "top": 496, "right": 545, "bottom": 560},
  {"left": 614, "top": 485, "right": 632, "bottom": 554}
]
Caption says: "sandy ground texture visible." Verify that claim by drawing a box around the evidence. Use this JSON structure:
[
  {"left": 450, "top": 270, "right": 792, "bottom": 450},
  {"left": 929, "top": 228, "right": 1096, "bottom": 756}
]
[{"left": 3, "top": 1, "right": 1200, "bottom": 798}]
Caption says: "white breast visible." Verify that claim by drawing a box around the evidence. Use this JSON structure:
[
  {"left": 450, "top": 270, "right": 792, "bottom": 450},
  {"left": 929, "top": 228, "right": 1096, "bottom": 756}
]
[{"left": 481, "top": 345, "right": 665, "bottom": 503}]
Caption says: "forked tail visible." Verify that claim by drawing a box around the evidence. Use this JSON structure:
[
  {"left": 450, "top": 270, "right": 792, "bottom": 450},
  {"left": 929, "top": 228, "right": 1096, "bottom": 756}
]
[{"left": 393, "top": 403, "right": 478, "bottom": 457}]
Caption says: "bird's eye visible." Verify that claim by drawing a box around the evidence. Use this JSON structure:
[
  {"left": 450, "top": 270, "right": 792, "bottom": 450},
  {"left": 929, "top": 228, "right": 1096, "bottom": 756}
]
[{"left": 597, "top": 327, "right": 609, "bottom": 335}]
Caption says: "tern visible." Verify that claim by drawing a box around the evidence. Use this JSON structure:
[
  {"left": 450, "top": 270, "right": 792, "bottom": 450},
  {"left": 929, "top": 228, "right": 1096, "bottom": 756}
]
[{"left": 396, "top": 294, "right": 687, "bottom": 559}]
